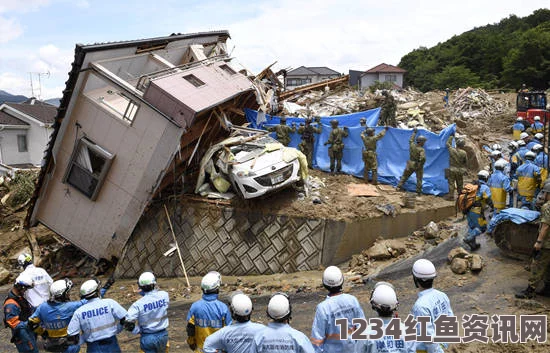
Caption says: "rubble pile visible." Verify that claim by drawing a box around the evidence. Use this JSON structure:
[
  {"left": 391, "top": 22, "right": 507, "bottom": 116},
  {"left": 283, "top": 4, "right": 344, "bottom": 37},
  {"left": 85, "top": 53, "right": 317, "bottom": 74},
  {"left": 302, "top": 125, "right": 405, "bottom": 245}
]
[
  {"left": 449, "top": 87, "right": 511, "bottom": 120},
  {"left": 447, "top": 247, "right": 484, "bottom": 274}
]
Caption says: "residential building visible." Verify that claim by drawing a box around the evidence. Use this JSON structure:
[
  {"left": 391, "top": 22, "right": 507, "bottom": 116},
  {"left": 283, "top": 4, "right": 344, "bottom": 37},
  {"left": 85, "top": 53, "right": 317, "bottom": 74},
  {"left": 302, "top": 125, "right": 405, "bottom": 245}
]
[
  {"left": 0, "top": 99, "right": 56, "bottom": 167},
  {"left": 26, "top": 31, "right": 258, "bottom": 261},
  {"left": 285, "top": 66, "right": 341, "bottom": 89},
  {"left": 359, "top": 63, "right": 406, "bottom": 90}
]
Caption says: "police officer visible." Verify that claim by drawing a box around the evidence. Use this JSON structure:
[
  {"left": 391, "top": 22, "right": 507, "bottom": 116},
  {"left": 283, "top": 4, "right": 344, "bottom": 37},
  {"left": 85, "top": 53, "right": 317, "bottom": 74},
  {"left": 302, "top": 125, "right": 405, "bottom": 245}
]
[
  {"left": 446, "top": 133, "right": 467, "bottom": 200},
  {"left": 324, "top": 119, "right": 349, "bottom": 174},
  {"left": 533, "top": 144, "right": 548, "bottom": 181},
  {"left": 464, "top": 170, "right": 492, "bottom": 250},
  {"left": 67, "top": 279, "right": 127, "bottom": 353},
  {"left": 516, "top": 151, "right": 542, "bottom": 210},
  {"left": 513, "top": 117, "right": 525, "bottom": 140},
  {"left": 29, "top": 278, "right": 102, "bottom": 353},
  {"left": 203, "top": 292, "right": 265, "bottom": 352},
  {"left": 488, "top": 160, "right": 513, "bottom": 213},
  {"left": 531, "top": 116, "right": 544, "bottom": 134},
  {"left": 298, "top": 117, "right": 322, "bottom": 168},
  {"left": 410, "top": 259, "right": 453, "bottom": 353},
  {"left": 358, "top": 282, "right": 413, "bottom": 353},
  {"left": 397, "top": 128, "right": 427, "bottom": 195},
  {"left": 533, "top": 132, "right": 544, "bottom": 147},
  {"left": 267, "top": 116, "right": 296, "bottom": 146},
  {"left": 361, "top": 127, "right": 388, "bottom": 184},
  {"left": 125, "top": 272, "right": 169, "bottom": 353},
  {"left": 18, "top": 253, "right": 53, "bottom": 308},
  {"left": 310, "top": 266, "right": 365, "bottom": 352},
  {"left": 3, "top": 273, "right": 38, "bottom": 353},
  {"left": 516, "top": 182, "right": 550, "bottom": 299},
  {"left": 380, "top": 91, "right": 397, "bottom": 127},
  {"left": 253, "top": 293, "right": 314, "bottom": 353},
  {"left": 186, "top": 271, "right": 232, "bottom": 352}
]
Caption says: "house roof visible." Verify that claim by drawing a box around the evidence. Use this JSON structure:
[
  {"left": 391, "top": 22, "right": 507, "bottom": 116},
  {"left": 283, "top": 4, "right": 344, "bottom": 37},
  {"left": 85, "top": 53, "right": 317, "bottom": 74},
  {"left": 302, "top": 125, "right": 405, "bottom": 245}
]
[
  {"left": 0, "top": 110, "right": 29, "bottom": 126},
  {"left": 287, "top": 66, "right": 340, "bottom": 76},
  {"left": 364, "top": 63, "right": 407, "bottom": 74},
  {"left": 25, "top": 30, "right": 231, "bottom": 229},
  {"left": 5, "top": 99, "right": 57, "bottom": 125}
]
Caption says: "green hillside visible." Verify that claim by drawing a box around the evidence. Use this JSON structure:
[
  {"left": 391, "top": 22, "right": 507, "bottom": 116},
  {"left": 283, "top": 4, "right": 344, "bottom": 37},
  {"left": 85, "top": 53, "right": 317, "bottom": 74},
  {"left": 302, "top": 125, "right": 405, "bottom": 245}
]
[{"left": 398, "top": 8, "right": 550, "bottom": 92}]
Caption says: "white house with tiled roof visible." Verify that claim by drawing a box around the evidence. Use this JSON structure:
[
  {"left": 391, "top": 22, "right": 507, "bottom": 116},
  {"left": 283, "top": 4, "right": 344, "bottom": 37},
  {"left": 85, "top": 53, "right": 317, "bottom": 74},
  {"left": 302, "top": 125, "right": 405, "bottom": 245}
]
[
  {"left": 285, "top": 66, "right": 341, "bottom": 89},
  {"left": 359, "top": 63, "right": 407, "bottom": 90},
  {"left": 0, "top": 98, "right": 56, "bottom": 167}
]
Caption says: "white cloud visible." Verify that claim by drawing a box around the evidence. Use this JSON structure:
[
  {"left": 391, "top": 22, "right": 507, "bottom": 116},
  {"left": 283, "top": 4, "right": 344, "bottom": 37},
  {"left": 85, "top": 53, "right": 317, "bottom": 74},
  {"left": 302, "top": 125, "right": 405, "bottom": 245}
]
[
  {"left": 0, "top": 16, "right": 23, "bottom": 43},
  {"left": 0, "top": 0, "right": 51, "bottom": 13},
  {"left": 75, "top": 0, "right": 90, "bottom": 9}
]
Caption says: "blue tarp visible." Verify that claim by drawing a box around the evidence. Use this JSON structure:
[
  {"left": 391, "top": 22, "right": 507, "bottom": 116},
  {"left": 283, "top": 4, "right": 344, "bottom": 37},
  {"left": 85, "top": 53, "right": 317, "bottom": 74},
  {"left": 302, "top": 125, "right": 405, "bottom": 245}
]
[
  {"left": 244, "top": 108, "right": 456, "bottom": 195},
  {"left": 487, "top": 208, "right": 540, "bottom": 234}
]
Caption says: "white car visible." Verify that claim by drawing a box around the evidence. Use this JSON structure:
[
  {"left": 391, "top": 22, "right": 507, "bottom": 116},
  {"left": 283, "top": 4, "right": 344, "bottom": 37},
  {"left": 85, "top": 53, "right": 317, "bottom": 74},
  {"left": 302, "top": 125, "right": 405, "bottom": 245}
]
[{"left": 215, "top": 134, "right": 302, "bottom": 199}]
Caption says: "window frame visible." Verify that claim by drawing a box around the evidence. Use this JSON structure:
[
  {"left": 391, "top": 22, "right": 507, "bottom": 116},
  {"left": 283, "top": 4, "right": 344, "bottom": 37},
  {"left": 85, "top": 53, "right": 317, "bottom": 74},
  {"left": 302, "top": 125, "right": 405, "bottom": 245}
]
[
  {"left": 183, "top": 74, "right": 206, "bottom": 87},
  {"left": 219, "top": 64, "right": 237, "bottom": 76},
  {"left": 63, "top": 137, "right": 115, "bottom": 201},
  {"left": 17, "top": 135, "right": 28, "bottom": 152}
]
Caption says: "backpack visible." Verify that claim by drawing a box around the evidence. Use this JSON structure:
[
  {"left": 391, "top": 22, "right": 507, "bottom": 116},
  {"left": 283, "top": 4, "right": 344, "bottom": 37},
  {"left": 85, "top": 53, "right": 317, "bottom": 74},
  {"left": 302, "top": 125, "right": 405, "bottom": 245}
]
[{"left": 456, "top": 183, "right": 479, "bottom": 214}]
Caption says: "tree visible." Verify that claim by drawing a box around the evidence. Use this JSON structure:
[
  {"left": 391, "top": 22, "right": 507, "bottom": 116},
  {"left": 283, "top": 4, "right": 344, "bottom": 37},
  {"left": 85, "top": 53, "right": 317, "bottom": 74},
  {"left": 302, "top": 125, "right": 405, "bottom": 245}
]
[{"left": 433, "top": 66, "right": 481, "bottom": 90}]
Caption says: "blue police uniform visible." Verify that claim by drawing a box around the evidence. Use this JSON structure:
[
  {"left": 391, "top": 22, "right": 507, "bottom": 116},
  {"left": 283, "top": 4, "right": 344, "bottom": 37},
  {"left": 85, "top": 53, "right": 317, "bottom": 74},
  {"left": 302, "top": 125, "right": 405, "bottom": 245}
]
[
  {"left": 535, "top": 152, "right": 548, "bottom": 181},
  {"left": 67, "top": 297, "right": 127, "bottom": 353},
  {"left": 517, "top": 146, "right": 528, "bottom": 162},
  {"left": 512, "top": 122, "right": 525, "bottom": 140},
  {"left": 465, "top": 181, "right": 491, "bottom": 242},
  {"left": 410, "top": 288, "right": 454, "bottom": 353},
  {"left": 526, "top": 141, "right": 537, "bottom": 151},
  {"left": 253, "top": 322, "right": 314, "bottom": 353},
  {"left": 29, "top": 300, "right": 86, "bottom": 353},
  {"left": 310, "top": 293, "right": 365, "bottom": 352},
  {"left": 358, "top": 318, "right": 414, "bottom": 353},
  {"left": 186, "top": 293, "right": 232, "bottom": 351},
  {"left": 531, "top": 121, "right": 544, "bottom": 134},
  {"left": 516, "top": 160, "right": 541, "bottom": 210},
  {"left": 3, "top": 290, "right": 38, "bottom": 353},
  {"left": 487, "top": 169, "right": 512, "bottom": 212},
  {"left": 203, "top": 320, "right": 266, "bottom": 353},
  {"left": 126, "top": 289, "right": 169, "bottom": 353}
]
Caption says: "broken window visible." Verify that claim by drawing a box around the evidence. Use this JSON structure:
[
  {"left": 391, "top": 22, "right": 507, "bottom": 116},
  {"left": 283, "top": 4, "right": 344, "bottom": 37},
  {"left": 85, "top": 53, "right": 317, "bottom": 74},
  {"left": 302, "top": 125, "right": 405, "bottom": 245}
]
[
  {"left": 17, "top": 135, "right": 28, "bottom": 152},
  {"left": 183, "top": 74, "right": 206, "bottom": 87},
  {"left": 219, "top": 64, "right": 237, "bottom": 75},
  {"left": 98, "top": 92, "right": 139, "bottom": 123},
  {"left": 64, "top": 138, "right": 114, "bottom": 201}
]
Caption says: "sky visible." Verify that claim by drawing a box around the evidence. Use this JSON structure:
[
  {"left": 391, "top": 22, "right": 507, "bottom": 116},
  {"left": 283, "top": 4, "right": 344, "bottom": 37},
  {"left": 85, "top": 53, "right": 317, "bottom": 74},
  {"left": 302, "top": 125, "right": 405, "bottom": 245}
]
[{"left": 0, "top": 0, "right": 545, "bottom": 100}]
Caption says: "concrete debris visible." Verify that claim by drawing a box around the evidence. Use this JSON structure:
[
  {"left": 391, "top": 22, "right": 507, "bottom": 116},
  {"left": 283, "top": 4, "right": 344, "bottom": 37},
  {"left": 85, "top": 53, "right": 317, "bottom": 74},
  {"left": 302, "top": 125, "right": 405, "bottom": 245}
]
[
  {"left": 470, "top": 254, "right": 483, "bottom": 271},
  {"left": 0, "top": 266, "right": 10, "bottom": 285},
  {"left": 449, "top": 87, "right": 510, "bottom": 120},
  {"left": 451, "top": 257, "right": 469, "bottom": 274},
  {"left": 424, "top": 221, "right": 440, "bottom": 239},
  {"left": 375, "top": 204, "right": 397, "bottom": 217},
  {"left": 447, "top": 247, "right": 471, "bottom": 262},
  {"left": 366, "top": 242, "right": 393, "bottom": 260}
]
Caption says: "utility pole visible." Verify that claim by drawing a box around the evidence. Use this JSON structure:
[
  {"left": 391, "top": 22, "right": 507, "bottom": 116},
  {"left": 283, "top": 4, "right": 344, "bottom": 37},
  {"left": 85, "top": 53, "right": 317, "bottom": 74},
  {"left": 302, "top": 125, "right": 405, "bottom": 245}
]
[{"left": 28, "top": 71, "right": 50, "bottom": 100}]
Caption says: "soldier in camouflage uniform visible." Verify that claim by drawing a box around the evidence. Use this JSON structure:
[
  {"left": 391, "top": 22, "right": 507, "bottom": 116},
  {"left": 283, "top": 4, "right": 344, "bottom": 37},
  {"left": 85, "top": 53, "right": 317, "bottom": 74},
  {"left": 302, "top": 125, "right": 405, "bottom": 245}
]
[
  {"left": 397, "top": 128, "right": 427, "bottom": 194},
  {"left": 516, "top": 182, "right": 550, "bottom": 299},
  {"left": 267, "top": 116, "right": 296, "bottom": 146},
  {"left": 298, "top": 117, "right": 322, "bottom": 168},
  {"left": 324, "top": 119, "right": 349, "bottom": 174},
  {"left": 380, "top": 91, "right": 397, "bottom": 127},
  {"left": 446, "top": 133, "right": 468, "bottom": 200},
  {"left": 361, "top": 126, "right": 389, "bottom": 184}
]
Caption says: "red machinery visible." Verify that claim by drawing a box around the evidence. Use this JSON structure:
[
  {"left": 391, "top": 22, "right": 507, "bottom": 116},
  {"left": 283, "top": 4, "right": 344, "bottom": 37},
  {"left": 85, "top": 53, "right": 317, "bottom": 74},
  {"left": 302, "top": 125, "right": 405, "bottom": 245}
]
[{"left": 516, "top": 91, "right": 548, "bottom": 124}]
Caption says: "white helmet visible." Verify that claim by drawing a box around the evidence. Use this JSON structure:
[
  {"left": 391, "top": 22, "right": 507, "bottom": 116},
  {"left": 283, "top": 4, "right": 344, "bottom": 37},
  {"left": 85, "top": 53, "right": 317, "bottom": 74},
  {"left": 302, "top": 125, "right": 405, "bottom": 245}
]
[
  {"left": 201, "top": 272, "right": 221, "bottom": 293},
  {"left": 491, "top": 150, "right": 502, "bottom": 158},
  {"left": 517, "top": 117, "right": 523, "bottom": 121},
  {"left": 520, "top": 132, "right": 529, "bottom": 140},
  {"left": 322, "top": 266, "right": 344, "bottom": 288},
  {"left": 267, "top": 293, "right": 291, "bottom": 320},
  {"left": 534, "top": 116, "right": 541, "bottom": 121},
  {"left": 80, "top": 279, "right": 99, "bottom": 299},
  {"left": 15, "top": 272, "right": 34, "bottom": 289},
  {"left": 50, "top": 279, "right": 73, "bottom": 300},
  {"left": 532, "top": 144, "right": 543, "bottom": 153},
  {"left": 494, "top": 159, "right": 507, "bottom": 170},
  {"left": 508, "top": 141, "right": 519, "bottom": 149},
  {"left": 231, "top": 293, "right": 253, "bottom": 317},
  {"left": 477, "top": 170, "right": 490, "bottom": 181},
  {"left": 17, "top": 253, "right": 32, "bottom": 268},
  {"left": 491, "top": 143, "right": 502, "bottom": 151},
  {"left": 138, "top": 272, "right": 156, "bottom": 290},
  {"left": 412, "top": 259, "right": 437, "bottom": 279},
  {"left": 535, "top": 133, "right": 544, "bottom": 140},
  {"left": 517, "top": 139, "right": 526, "bottom": 147},
  {"left": 370, "top": 282, "right": 398, "bottom": 313},
  {"left": 525, "top": 151, "right": 536, "bottom": 160}
]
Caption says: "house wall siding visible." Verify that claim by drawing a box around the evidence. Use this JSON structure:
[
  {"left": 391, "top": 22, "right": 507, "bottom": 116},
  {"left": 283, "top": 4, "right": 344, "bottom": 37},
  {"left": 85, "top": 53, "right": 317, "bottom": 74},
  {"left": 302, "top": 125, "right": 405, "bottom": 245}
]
[
  {"left": 360, "top": 73, "right": 404, "bottom": 89},
  {"left": 0, "top": 129, "right": 30, "bottom": 165},
  {"left": 36, "top": 94, "right": 182, "bottom": 259}
]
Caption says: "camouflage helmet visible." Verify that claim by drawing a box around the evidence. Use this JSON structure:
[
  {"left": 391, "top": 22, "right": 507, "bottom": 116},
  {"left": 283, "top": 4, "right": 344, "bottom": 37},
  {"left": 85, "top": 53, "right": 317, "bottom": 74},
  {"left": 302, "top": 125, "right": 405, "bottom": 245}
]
[
  {"left": 365, "top": 127, "right": 375, "bottom": 135},
  {"left": 359, "top": 117, "right": 367, "bottom": 124},
  {"left": 280, "top": 116, "right": 287, "bottom": 123},
  {"left": 456, "top": 138, "right": 466, "bottom": 147},
  {"left": 330, "top": 119, "right": 339, "bottom": 126},
  {"left": 416, "top": 135, "right": 427, "bottom": 143}
]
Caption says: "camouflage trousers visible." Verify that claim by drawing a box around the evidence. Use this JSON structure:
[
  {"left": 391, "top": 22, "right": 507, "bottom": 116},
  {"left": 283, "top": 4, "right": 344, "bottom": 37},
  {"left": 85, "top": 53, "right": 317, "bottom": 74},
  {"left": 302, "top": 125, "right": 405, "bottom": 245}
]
[
  {"left": 529, "top": 248, "right": 550, "bottom": 289},
  {"left": 398, "top": 161, "right": 424, "bottom": 193},
  {"left": 363, "top": 150, "right": 378, "bottom": 182},
  {"left": 447, "top": 168, "right": 463, "bottom": 198},
  {"left": 329, "top": 146, "right": 344, "bottom": 172},
  {"left": 299, "top": 141, "right": 314, "bottom": 168}
]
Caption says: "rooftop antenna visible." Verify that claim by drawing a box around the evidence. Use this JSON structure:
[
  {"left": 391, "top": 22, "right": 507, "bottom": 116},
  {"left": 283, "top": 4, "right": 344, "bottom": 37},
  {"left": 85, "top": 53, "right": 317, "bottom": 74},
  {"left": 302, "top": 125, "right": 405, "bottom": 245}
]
[{"left": 28, "top": 71, "right": 50, "bottom": 101}]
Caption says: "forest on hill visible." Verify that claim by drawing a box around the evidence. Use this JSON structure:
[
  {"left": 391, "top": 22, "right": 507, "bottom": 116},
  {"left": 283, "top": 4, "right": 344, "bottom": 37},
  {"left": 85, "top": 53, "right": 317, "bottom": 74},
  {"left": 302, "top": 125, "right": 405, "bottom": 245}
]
[{"left": 398, "top": 8, "right": 550, "bottom": 92}]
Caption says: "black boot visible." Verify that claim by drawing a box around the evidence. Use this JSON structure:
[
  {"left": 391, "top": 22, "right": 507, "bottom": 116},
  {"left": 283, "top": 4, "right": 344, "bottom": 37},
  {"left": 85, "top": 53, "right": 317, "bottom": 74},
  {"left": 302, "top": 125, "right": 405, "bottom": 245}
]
[
  {"left": 463, "top": 238, "right": 480, "bottom": 251},
  {"left": 516, "top": 286, "right": 536, "bottom": 299}
]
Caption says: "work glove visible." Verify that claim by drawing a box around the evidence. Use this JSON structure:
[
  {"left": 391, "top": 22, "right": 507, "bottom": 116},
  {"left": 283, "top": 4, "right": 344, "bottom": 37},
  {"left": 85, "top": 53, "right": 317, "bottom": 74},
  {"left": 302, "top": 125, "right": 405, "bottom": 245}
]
[
  {"left": 102, "top": 275, "right": 115, "bottom": 291},
  {"left": 123, "top": 320, "right": 136, "bottom": 332}
]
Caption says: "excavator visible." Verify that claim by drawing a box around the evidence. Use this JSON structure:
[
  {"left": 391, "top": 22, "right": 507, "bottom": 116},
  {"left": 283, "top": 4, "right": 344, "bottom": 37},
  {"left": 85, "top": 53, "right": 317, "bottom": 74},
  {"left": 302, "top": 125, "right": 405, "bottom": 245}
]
[{"left": 516, "top": 90, "right": 548, "bottom": 124}]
